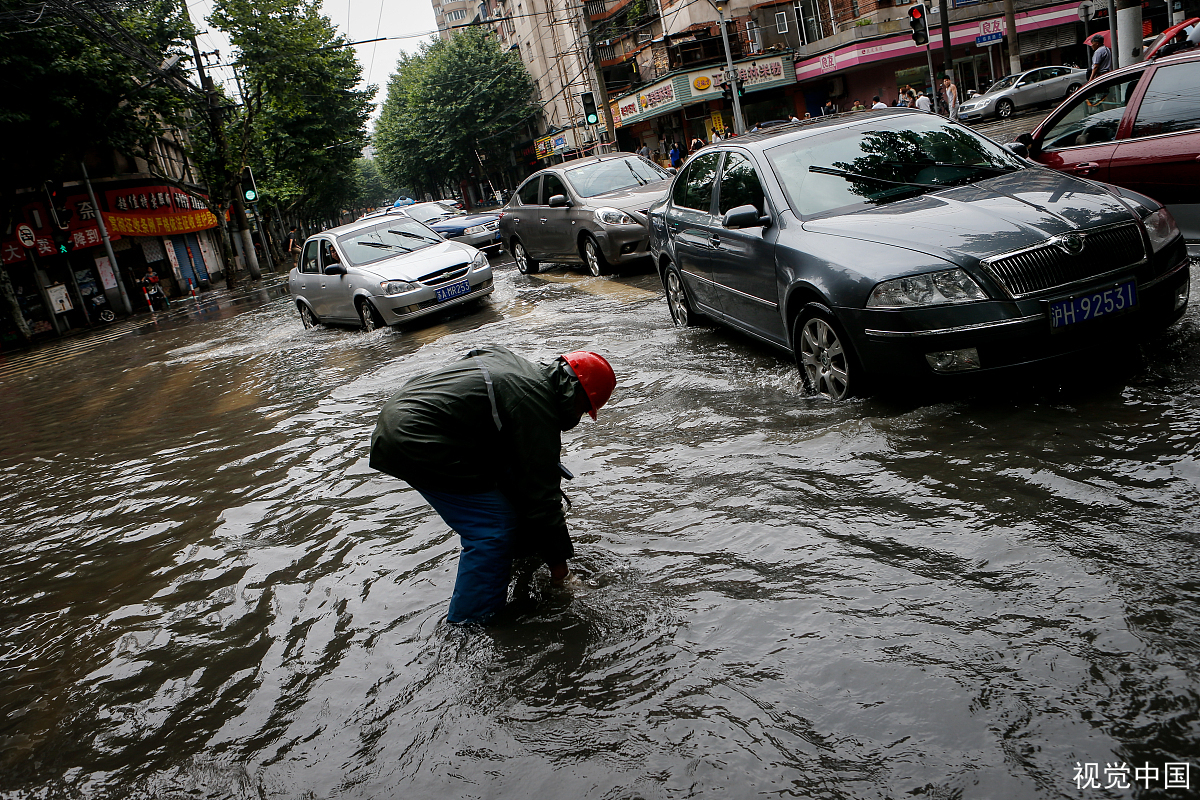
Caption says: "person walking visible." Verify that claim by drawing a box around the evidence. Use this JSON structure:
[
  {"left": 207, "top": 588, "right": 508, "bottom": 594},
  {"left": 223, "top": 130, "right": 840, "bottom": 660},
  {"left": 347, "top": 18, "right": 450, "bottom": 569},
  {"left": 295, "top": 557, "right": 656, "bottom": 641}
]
[
  {"left": 943, "top": 77, "right": 960, "bottom": 121},
  {"left": 637, "top": 141, "right": 650, "bottom": 159},
  {"left": 1087, "top": 34, "right": 1113, "bottom": 82},
  {"left": 286, "top": 226, "right": 301, "bottom": 269},
  {"left": 669, "top": 142, "right": 683, "bottom": 169},
  {"left": 689, "top": 135, "right": 706, "bottom": 153},
  {"left": 369, "top": 346, "right": 616, "bottom": 625},
  {"left": 915, "top": 91, "right": 932, "bottom": 113}
]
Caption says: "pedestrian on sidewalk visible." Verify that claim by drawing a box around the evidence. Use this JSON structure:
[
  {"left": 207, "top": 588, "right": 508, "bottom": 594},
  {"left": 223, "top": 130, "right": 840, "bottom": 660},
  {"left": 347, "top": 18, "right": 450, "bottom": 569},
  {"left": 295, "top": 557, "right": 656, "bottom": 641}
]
[
  {"left": 943, "top": 77, "right": 960, "bottom": 121},
  {"left": 1087, "top": 34, "right": 1113, "bottom": 82},
  {"left": 286, "top": 227, "right": 301, "bottom": 269},
  {"left": 369, "top": 345, "right": 616, "bottom": 625}
]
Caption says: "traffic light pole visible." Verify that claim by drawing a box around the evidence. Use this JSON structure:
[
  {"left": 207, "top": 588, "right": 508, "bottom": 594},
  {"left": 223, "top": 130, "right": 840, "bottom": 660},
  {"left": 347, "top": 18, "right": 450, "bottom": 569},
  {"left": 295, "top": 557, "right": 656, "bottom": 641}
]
[
  {"left": 717, "top": 5, "right": 746, "bottom": 135},
  {"left": 924, "top": 43, "right": 940, "bottom": 115}
]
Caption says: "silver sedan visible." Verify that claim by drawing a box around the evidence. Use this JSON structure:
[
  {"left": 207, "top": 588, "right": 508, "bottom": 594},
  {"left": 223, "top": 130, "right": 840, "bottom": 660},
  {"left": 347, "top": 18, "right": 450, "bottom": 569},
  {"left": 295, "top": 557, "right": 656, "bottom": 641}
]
[
  {"left": 289, "top": 215, "right": 493, "bottom": 331},
  {"left": 958, "top": 66, "right": 1087, "bottom": 121}
]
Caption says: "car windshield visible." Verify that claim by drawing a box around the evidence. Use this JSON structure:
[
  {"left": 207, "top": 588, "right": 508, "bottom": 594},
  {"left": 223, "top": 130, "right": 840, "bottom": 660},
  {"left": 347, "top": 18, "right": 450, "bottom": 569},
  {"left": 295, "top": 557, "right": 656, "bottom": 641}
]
[
  {"left": 336, "top": 218, "right": 442, "bottom": 266},
  {"left": 988, "top": 75, "right": 1020, "bottom": 92},
  {"left": 564, "top": 156, "right": 672, "bottom": 197},
  {"left": 406, "top": 204, "right": 460, "bottom": 224},
  {"left": 766, "top": 114, "right": 1027, "bottom": 218}
]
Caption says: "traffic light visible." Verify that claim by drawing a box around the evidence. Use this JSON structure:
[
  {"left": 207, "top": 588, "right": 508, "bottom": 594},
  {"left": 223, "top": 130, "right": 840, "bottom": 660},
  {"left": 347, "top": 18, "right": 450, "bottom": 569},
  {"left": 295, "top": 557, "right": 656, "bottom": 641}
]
[
  {"left": 240, "top": 166, "right": 259, "bottom": 204},
  {"left": 581, "top": 92, "right": 599, "bottom": 125},
  {"left": 908, "top": 4, "right": 929, "bottom": 45},
  {"left": 736, "top": 78, "right": 746, "bottom": 98},
  {"left": 42, "top": 179, "right": 73, "bottom": 230},
  {"left": 722, "top": 81, "right": 733, "bottom": 102}
]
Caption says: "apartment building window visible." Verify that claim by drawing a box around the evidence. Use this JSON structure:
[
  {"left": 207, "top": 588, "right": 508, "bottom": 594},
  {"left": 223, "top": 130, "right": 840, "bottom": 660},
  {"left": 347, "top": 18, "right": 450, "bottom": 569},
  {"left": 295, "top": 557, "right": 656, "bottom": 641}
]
[
  {"left": 775, "top": 11, "right": 788, "bottom": 33},
  {"left": 447, "top": 8, "right": 467, "bottom": 21},
  {"left": 585, "top": 0, "right": 606, "bottom": 15},
  {"left": 747, "top": 21, "right": 761, "bottom": 53},
  {"left": 599, "top": 44, "right": 616, "bottom": 61},
  {"left": 850, "top": 0, "right": 859, "bottom": 16}
]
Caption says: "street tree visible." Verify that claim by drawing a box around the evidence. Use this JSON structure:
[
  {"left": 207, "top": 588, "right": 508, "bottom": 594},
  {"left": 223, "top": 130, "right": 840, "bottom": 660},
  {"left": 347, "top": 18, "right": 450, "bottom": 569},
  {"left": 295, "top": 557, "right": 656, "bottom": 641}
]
[
  {"left": 210, "top": 0, "right": 372, "bottom": 258},
  {"left": 375, "top": 28, "right": 536, "bottom": 200}
]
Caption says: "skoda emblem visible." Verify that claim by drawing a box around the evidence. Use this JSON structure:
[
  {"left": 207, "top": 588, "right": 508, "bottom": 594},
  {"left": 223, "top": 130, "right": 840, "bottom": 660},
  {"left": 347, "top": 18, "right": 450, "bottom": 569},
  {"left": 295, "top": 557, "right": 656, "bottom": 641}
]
[{"left": 1056, "top": 233, "right": 1084, "bottom": 255}]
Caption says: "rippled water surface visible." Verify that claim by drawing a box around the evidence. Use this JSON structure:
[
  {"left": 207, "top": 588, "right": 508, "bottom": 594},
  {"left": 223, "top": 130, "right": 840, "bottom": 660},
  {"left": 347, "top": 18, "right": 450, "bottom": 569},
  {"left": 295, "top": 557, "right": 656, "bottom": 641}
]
[{"left": 1, "top": 263, "right": 1198, "bottom": 799}]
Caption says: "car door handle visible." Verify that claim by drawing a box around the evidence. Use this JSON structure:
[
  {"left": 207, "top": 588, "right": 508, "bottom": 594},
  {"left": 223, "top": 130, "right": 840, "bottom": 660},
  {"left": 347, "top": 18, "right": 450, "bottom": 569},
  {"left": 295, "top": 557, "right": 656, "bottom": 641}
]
[
  {"left": 1071, "top": 162, "right": 1100, "bottom": 175},
  {"left": 540, "top": 218, "right": 548, "bottom": 224},
  {"left": 708, "top": 234, "right": 722, "bottom": 247}
]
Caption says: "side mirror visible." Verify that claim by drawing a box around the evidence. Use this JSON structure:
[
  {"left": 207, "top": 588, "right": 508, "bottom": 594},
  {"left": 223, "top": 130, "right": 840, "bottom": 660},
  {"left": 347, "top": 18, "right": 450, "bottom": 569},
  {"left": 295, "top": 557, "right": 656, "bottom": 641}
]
[
  {"left": 1014, "top": 131, "right": 1038, "bottom": 156},
  {"left": 667, "top": 167, "right": 678, "bottom": 175},
  {"left": 323, "top": 263, "right": 347, "bottom": 276},
  {"left": 723, "top": 204, "right": 770, "bottom": 229},
  {"left": 1004, "top": 141, "right": 1029, "bottom": 158},
  {"left": 548, "top": 194, "right": 571, "bottom": 208}
]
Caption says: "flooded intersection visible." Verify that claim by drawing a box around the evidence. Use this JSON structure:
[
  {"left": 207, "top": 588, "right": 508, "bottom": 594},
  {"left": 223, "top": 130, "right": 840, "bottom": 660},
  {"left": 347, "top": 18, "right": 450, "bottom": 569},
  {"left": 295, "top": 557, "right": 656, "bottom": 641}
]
[{"left": 1, "top": 259, "right": 1198, "bottom": 799}]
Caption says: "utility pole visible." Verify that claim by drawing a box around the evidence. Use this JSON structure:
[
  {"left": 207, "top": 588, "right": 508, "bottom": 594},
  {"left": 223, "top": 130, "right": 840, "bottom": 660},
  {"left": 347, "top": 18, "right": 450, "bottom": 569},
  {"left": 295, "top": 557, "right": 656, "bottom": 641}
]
[
  {"left": 1106, "top": 0, "right": 1120, "bottom": 69},
  {"left": 1116, "top": 0, "right": 1141, "bottom": 66},
  {"left": 80, "top": 160, "right": 133, "bottom": 315},
  {"left": 1002, "top": 0, "right": 1021, "bottom": 75},
  {"left": 715, "top": 2, "right": 746, "bottom": 135},
  {"left": 182, "top": 2, "right": 239, "bottom": 289}
]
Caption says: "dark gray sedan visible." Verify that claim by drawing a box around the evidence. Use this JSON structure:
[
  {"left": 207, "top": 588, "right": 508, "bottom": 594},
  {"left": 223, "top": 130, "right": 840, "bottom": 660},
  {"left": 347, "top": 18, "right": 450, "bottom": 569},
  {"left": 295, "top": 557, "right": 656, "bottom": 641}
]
[
  {"left": 499, "top": 154, "right": 673, "bottom": 276},
  {"left": 648, "top": 110, "right": 1190, "bottom": 399}
]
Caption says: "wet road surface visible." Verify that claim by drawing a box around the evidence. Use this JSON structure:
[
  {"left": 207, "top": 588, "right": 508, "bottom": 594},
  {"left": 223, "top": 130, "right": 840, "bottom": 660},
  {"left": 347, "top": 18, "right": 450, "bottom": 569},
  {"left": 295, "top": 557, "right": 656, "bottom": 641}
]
[{"left": 1, "top": 255, "right": 1199, "bottom": 799}]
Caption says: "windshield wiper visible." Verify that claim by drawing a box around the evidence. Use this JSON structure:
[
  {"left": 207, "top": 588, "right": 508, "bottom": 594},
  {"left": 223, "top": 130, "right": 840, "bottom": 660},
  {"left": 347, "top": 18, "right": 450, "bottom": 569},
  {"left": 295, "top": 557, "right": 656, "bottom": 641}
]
[
  {"left": 809, "top": 165, "right": 942, "bottom": 189},
  {"left": 625, "top": 160, "right": 649, "bottom": 186},
  {"left": 360, "top": 241, "right": 413, "bottom": 252},
  {"left": 387, "top": 229, "right": 440, "bottom": 242}
]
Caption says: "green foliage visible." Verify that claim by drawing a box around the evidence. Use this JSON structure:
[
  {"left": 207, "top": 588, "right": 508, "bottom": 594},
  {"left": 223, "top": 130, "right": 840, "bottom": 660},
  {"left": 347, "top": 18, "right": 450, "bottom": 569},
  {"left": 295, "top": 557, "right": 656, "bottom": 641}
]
[
  {"left": 0, "top": 0, "right": 190, "bottom": 193},
  {"left": 350, "top": 159, "right": 396, "bottom": 210},
  {"left": 375, "top": 28, "right": 536, "bottom": 198},
  {"left": 209, "top": 0, "right": 373, "bottom": 219}
]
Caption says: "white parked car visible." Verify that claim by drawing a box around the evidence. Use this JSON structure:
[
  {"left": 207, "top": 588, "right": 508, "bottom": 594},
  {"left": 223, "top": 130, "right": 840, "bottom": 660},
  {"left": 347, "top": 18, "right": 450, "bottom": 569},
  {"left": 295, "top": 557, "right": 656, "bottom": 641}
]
[{"left": 958, "top": 66, "right": 1087, "bottom": 121}]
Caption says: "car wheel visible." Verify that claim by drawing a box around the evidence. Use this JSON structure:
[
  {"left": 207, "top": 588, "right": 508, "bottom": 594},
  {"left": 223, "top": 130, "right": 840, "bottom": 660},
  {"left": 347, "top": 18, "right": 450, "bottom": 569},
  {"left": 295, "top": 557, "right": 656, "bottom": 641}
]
[
  {"left": 996, "top": 99, "right": 1014, "bottom": 119},
  {"left": 794, "top": 305, "right": 857, "bottom": 401},
  {"left": 358, "top": 298, "right": 385, "bottom": 332},
  {"left": 664, "top": 264, "right": 702, "bottom": 327},
  {"left": 1066, "top": 83, "right": 1082, "bottom": 97},
  {"left": 512, "top": 240, "right": 539, "bottom": 275},
  {"left": 299, "top": 303, "right": 319, "bottom": 329},
  {"left": 583, "top": 235, "right": 609, "bottom": 277}
]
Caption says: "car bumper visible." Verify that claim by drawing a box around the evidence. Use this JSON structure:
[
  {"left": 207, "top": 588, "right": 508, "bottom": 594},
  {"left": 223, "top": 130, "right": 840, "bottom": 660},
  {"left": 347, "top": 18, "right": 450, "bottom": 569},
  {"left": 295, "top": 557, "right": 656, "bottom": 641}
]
[
  {"left": 959, "top": 107, "right": 992, "bottom": 122},
  {"left": 842, "top": 254, "right": 1189, "bottom": 379},
  {"left": 592, "top": 225, "right": 653, "bottom": 264},
  {"left": 449, "top": 229, "right": 504, "bottom": 250},
  {"left": 377, "top": 271, "right": 495, "bottom": 326}
]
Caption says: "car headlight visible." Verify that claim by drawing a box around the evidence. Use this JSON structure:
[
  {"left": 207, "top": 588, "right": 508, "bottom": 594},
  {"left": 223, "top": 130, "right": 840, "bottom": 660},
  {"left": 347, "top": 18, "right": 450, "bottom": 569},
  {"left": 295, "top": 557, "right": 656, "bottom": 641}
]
[
  {"left": 380, "top": 280, "right": 417, "bottom": 295},
  {"left": 594, "top": 207, "right": 637, "bottom": 226},
  {"left": 470, "top": 251, "right": 488, "bottom": 270},
  {"left": 1142, "top": 207, "right": 1180, "bottom": 253},
  {"left": 867, "top": 268, "right": 988, "bottom": 308},
  {"left": 464, "top": 224, "right": 488, "bottom": 235}
]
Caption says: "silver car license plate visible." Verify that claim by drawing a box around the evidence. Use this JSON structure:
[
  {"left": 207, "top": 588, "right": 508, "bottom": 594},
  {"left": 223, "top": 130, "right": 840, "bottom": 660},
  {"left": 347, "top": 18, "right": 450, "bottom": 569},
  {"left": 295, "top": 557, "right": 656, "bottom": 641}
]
[{"left": 435, "top": 279, "right": 471, "bottom": 302}]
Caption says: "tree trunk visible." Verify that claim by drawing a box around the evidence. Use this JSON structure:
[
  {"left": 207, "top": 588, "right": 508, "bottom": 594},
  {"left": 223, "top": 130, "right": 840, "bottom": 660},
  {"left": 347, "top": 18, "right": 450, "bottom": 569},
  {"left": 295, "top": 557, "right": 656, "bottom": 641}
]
[
  {"left": 0, "top": 265, "right": 33, "bottom": 343},
  {"left": 232, "top": 192, "right": 261, "bottom": 278}
]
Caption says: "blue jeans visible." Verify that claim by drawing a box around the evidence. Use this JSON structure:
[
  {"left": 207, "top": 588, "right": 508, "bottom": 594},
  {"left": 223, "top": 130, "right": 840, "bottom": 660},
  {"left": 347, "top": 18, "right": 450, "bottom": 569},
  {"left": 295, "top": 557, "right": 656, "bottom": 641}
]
[{"left": 417, "top": 488, "right": 518, "bottom": 624}]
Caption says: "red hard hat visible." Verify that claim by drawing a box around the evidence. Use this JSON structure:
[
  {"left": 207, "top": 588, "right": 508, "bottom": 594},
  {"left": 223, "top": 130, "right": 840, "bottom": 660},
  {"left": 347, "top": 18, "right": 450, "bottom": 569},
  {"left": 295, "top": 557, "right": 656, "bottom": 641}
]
[{"left": 562, "top": 351, "right": 615, "bottom": 420}]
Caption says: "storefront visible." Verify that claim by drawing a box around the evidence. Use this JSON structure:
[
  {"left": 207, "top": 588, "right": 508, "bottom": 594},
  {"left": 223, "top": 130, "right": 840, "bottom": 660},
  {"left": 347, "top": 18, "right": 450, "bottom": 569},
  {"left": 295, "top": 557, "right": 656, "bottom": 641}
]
[
  {"left": 610, "top": 52, "right": 798, "bottom": 153},
  {"left": 0, "top": 178, "right": 221, "bottom": 349},
  {"left": 793, "top": 1, "right": 1087, "bottom": 110}
]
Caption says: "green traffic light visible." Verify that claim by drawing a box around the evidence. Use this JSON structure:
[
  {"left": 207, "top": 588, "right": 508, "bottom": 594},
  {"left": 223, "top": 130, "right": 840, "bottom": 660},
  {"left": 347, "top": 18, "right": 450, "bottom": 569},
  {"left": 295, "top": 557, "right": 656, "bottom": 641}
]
[{"left": 244, "top": 189, "right": 257, "bottom": 202}]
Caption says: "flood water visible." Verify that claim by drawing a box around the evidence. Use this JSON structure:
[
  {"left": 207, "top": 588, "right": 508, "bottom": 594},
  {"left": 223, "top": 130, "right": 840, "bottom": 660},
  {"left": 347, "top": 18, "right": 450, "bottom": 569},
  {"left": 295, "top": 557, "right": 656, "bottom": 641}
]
[{"left": 1, "top": 261, "right": 1198, "bottom": 799}]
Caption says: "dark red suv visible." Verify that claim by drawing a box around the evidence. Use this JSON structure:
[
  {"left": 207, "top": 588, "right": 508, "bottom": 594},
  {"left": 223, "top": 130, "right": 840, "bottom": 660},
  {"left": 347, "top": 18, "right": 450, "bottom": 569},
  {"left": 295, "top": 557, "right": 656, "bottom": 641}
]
[{"left": 1015, "top": 49, "right": 1200, "bottom": 256}]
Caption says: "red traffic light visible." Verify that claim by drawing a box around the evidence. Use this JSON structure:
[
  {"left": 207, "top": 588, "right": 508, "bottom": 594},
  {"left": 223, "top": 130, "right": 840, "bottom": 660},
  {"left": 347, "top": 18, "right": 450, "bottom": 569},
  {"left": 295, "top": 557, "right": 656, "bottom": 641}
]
[{"left": 910, "top": 6, "right": 922, "bottom": 18}]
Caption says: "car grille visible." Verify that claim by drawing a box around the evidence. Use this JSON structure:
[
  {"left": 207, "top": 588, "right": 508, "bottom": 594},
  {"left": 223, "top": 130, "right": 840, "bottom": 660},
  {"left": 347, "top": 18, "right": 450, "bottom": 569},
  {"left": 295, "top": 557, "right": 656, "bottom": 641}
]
[
  {"left": 484, "top": 220, "right": 499, "bottom": 231},
  {"left": 980, "top": 223, "right": 1145, "bottom": 298},
  {"left": 417, "top": 262, "right": 471, "bottom": 286}
]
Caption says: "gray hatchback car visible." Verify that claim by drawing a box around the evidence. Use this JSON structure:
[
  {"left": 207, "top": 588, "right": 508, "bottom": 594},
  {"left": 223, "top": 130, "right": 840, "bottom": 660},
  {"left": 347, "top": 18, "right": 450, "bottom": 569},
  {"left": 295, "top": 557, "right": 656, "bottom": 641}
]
[
  {"left": 289, "top": 215, "right": 493, "bottom": 331},
  {"left": 500, "top": 153, "right": 674, "bottom": 276},
  {"left": 648, "top": 110, "right": 1190, "bottom": 399}
]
